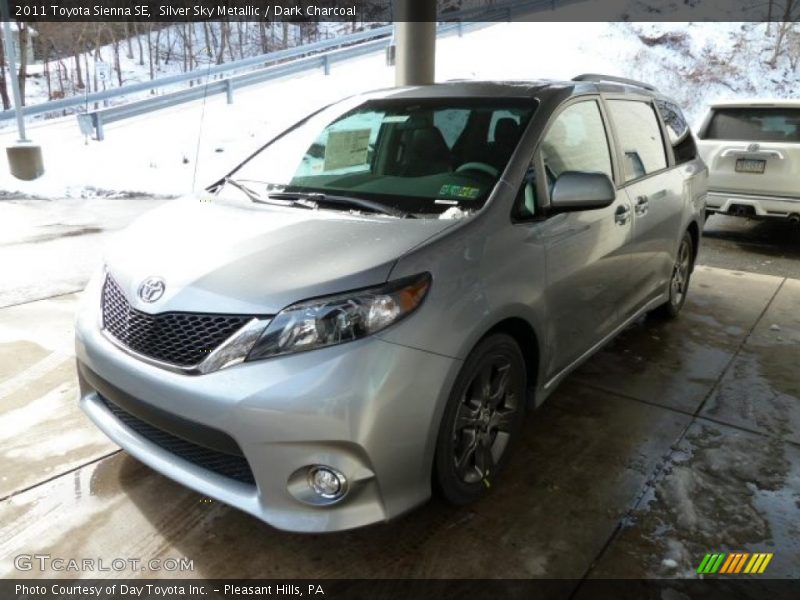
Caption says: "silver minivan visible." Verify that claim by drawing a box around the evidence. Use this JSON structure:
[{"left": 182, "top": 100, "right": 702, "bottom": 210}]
[{"left": 75, "top": 76, "right": 707, "bottom": 532}]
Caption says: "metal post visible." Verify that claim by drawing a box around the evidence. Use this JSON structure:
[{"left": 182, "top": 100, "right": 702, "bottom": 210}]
[
  {"left": 95, "top": 113, "right": 104, "bottom": 141},
  {"left": 1, "top": 1, "right": 28, "bottom": 142},
  {"left": 323, "top": 54, "right": 331, "bottom": 75},
  {"left": 225, "top": 78, "right": 234, "bottom": 104},
  {"left": 394, "top": 0, "right": 436, "bottom": 86}
]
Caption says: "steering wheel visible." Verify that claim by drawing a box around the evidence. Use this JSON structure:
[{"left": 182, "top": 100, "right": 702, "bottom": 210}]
[{"left": 455, "top": 162, "right": 499, "bottom": 178}]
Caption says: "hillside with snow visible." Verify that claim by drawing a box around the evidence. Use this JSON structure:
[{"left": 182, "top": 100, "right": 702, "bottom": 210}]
[{"left": 1, "top": 21, "right": 797, "bottom": 198}]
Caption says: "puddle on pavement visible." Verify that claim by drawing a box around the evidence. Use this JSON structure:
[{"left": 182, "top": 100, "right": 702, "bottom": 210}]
[
  {"left": 589, "top": 422, "right": 800, "bottom": 579},
  {"left": 574, "top": 268, "right": 784, "bottom": 412}
]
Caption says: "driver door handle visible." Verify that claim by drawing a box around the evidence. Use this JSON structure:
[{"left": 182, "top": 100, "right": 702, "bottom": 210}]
[
  {"left": 635, "top": 195, "right": 649, "bottom": 216},
  {"left": 614, "top": 205, "right": 631, "bottom": 226}
]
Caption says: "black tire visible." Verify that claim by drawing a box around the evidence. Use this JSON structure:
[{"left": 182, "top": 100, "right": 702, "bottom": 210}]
[
  {"left": 434, "top": 333, "right": 527, "bottom": 505},
  {"left": 653, "top": 230, "right": 694, "bottom": 320}
]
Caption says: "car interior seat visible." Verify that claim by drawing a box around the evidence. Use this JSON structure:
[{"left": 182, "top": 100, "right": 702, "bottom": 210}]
[{"left": 398, "top": 125, "right": 452, "bottom": 176}]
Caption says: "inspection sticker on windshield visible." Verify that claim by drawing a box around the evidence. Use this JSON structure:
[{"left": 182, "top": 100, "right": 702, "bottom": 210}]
[
  {"left": 324, "top": 129, "right": 371, "bottom": 171},
  {"left": 439, "top": 184, "right": 481, "bottom": 200}
]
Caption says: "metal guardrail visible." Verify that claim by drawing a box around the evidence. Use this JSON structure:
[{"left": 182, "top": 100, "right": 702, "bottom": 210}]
[
  {"left": 3, "top": 0, "right": 567, "bottom": 139},
  {"left": 77, "top": 35, "right": 396, "bottom": 140},
  {"left": 1, "top": 24, "right": 395, "bottom": 123},
  {"left": 78, "top": 20, "right": 490, "bottom": 140}
]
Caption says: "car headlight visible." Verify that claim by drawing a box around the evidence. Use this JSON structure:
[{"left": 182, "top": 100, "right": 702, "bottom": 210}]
[{"left": 246, "top": 273, "right": 431, "bottom": 360}]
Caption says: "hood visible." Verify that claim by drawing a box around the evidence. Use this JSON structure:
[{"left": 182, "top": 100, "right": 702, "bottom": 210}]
[{"left": 104, "top": 196, "right": 456, "bottom": 315}]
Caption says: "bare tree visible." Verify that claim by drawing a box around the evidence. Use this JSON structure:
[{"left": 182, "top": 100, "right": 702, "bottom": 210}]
[
  {"left": 15, "top": 22, "right": 30, "bottom": 105},
  {"left": 0, "top": 30, "right": 10, "bottom": 109},
  {"left": 768, "top": 0, "right": 799, "bottom": 66}
]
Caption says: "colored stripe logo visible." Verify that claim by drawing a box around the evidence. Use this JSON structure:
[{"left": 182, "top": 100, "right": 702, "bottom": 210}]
[{"left": 697, "top": 552, "right": 773, "bottom": 574}]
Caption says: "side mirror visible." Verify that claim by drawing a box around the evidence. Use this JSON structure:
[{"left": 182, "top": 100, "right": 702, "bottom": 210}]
[{"left": 550, "top": 171, "right": 615, "bottom": 212}]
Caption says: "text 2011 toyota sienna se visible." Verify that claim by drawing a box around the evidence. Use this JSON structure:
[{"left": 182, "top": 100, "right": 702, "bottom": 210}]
[{"left": 76, "top": 76, "right": 707, "bottom": 532}]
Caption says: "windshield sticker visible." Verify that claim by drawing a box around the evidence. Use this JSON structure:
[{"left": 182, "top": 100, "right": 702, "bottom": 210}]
[
  {"left": 382, "top": 115, "right": 410, "bottom": 123},
  {"left": 439, "top": 184, "right": 481, "bottom": 200},
  {"left": 324, "top": 129, "right": 371, "bottom": 171}
]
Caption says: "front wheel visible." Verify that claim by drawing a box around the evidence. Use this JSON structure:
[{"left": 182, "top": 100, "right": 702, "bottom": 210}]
[
  {"left": 653, "top": 231, "right": 694, "bottom": 319},
  {"left": 434, "top": 333, "right": 527, "bottom": 505}
]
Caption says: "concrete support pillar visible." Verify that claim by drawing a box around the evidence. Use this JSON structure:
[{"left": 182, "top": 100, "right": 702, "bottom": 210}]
[
  {"left": 2, "top": 0, "right": 45, "bottom": 179},
  {"left": 394, "top": 0, "right": 436, "bottom": 86},
  {"left": 7, "top": 145, "right": 44, "bottom": 180}
]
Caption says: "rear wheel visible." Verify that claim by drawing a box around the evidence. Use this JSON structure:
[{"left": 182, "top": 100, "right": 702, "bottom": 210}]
[
  {"left": 653, "top": 231, "right": 694, "bottom": 319},
  {"left": 434, "top": 333, "right": 526, "bottom": 505}
]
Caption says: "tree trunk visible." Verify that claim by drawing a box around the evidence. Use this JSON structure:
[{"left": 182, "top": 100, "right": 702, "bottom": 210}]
[
  {"left": 112, "top": 37, "right": 123, "bottom": 86},
  {"left": 155, "top": 26, "right": 162, "bottom": 68},
  {"left": 124, "top": 22, "right": 134, "bottom": 59},
  {"left": 43, "top": 48, "right": 52, "bottom": 99},
  {"left": 17, "top": 23, "right": 29, "bottom": 105},
  {"left": 0, "top": 31, "right": 11, "bottom": 110},
  {"left": 135, "top": 22, "right": 144, "bottom": 65},
  {"left": 216, "top": 21, "right": 227, "bottom": 64},
  {"left": 74, "top": 51, "right": 84, "bottom": 89},
  {"left": 259, "top": 21, "right": 268, "bottom": 53},
  {"left": 202, "top": 21, "right": 211, "bottom": 60}
]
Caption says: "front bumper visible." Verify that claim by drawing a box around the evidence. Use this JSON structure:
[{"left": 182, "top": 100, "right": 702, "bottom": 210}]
[
  {"left": 75, "top": 301, "right": 460, "bottom": 532},
  {"left": 706, "top": 190, "right": 800, "bottom": 218}
]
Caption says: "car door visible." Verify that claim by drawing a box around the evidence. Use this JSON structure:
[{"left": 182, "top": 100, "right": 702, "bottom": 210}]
[
  {"left": 604, "top": 98, "right": 685, "bottom": 320},
  {"left": 528, "top": 98, "right": 634, "bottom": 380}
]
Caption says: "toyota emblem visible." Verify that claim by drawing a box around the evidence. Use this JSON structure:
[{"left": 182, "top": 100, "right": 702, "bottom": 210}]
[
  {"left": 747, "top": 143, "right": 760, "bottom": 153},
  {"left": 138, "top": 277, "right": 165, "bottom": 303}
]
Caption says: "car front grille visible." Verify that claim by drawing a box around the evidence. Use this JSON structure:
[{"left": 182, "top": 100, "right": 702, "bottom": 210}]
[
  {"left": 102, "top": 275, "right": 251, "bottom": 367},
  {"left": 99, "top": 394, "right": 256, "bottom": 486}
]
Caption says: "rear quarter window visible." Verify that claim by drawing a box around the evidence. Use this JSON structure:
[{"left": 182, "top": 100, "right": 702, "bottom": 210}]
[
  {"left": 656, "top": 99, "right": 698, "bottom": 165},
  {"left": 702, "top": 108, "right": 800, "bottom": 143}
]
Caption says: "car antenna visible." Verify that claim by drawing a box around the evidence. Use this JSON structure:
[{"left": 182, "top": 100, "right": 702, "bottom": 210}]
[{"left": 192, "top": 59, "right": 214, "bottom": 193}]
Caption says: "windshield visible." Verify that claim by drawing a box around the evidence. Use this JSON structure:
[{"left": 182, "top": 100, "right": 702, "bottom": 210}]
[{"left": 229, "top": 95, "right": 537, "bottom": 215}]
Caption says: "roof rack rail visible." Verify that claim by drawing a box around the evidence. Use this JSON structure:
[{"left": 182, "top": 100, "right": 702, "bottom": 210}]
[{"left": 572, "top": 74, "right": 657, "bottom": 92}]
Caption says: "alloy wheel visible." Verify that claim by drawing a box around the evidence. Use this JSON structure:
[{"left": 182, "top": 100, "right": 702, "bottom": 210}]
[
  {"left": 670, "top": 237, "right": 692, "bottom": 307},
  {"left": 451, "top": 356, "right": 520, "bottom": 485}
]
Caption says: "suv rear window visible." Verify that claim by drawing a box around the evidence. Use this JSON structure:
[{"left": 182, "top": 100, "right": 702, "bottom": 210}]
[{"left": 702, "top": 107, "right": 800, "bottom": 143}]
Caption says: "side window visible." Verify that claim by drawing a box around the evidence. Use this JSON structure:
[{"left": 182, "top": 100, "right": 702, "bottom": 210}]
[
  {"left": 607, "top": 100, "right": 668, "bottom": 182},
  {"left": 540, "top": 100, "right": 613, "bottom": 186},
  {"left": 515, "top": 101, "right": 612, "bottom": 220},
  {"left": 655, "top": 99, "right": 698, "bottom": 165}
]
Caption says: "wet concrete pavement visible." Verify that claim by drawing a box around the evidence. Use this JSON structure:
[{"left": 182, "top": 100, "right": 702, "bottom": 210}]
[
  {"left": 1, "top": 265, "right": 798, "bottom": 583},
  {"left": 0, "top": 198, "right": 167, "bottom": 308},
  {"left": 1, "top": 204, "right": 799, "bottom": 584}
]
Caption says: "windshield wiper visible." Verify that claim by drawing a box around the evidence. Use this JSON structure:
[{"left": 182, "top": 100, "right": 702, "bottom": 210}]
[
  {"left": 222, "top": 177, "right": 315, "bottom": 209},
  {"left": 268, "top": 191, "right": 415, "bottom": 219}
]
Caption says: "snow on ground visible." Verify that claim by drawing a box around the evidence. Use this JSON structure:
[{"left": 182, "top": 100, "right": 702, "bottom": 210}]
[
  {"left": 7, "top": 21, "right": 353, "bottom": 120},
  {"left": 0, "top": 21, "right": 796, "bottom": 198}
]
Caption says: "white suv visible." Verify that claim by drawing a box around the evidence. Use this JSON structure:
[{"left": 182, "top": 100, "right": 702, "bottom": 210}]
[{"left": 697, "top": 100, "right": 800, "bottom": 223}]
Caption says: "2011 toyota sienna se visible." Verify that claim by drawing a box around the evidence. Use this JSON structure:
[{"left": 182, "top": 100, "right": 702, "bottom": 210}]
[{"left": 75, "top": 75, "right": 708, "bottom": 532}]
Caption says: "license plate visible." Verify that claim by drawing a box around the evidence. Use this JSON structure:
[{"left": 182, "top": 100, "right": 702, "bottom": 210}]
[{"left": 735, "top": 158, "right": 766, "bottom": 174}]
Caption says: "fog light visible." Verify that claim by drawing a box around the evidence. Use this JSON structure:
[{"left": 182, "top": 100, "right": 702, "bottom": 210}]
[{"left": 307, "top": 466, "right": 347, "bottom": 500}]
